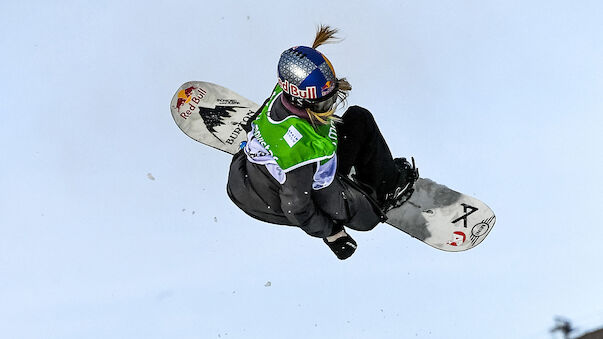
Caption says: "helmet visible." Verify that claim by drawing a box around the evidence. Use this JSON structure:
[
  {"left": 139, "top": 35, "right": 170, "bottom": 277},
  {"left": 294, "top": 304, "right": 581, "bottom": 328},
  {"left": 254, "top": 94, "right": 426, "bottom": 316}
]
[{"left": 277, "top": 46, "right": 338, "bottom": 110}]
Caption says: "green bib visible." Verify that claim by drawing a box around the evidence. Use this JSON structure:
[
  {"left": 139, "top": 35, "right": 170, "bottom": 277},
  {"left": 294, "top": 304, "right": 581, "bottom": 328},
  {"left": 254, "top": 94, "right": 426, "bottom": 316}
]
[{"left": 252, "top": 85, "right": 338, "bottom": 172}]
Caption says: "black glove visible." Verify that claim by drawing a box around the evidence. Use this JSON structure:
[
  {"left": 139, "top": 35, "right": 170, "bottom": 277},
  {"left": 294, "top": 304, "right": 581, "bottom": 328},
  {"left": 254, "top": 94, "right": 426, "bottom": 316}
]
[{"left": 324, "top": 232, "right": 357, "bottom": 260}]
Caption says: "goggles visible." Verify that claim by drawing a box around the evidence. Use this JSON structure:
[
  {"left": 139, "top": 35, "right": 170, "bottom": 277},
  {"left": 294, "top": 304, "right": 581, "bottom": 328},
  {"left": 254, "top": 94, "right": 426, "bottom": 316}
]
[{"left": 307, "top": 83, "right": 339, "bottom": 113}]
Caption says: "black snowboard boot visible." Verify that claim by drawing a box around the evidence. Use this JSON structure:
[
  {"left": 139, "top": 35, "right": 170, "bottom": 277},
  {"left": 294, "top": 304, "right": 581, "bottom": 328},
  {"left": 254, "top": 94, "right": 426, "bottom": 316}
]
[{"left": 381, "top": 157, "right": 419, "bottom": 212}]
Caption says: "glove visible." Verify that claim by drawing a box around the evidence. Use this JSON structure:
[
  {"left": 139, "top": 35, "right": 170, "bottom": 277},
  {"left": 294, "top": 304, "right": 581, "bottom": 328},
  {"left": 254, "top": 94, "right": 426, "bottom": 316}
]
[{"left": 324, "top": 226, "right": 357, "bottom": 260}]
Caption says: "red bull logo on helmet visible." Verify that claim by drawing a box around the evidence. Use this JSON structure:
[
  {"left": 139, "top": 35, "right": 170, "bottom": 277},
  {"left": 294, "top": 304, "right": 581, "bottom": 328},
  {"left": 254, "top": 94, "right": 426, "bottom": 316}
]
[
  {"left": 278, "top": 78, "right": 318, "bottom": 100},
  {"left": 321, "top": 80, "right": 335, "bottom": 96}
]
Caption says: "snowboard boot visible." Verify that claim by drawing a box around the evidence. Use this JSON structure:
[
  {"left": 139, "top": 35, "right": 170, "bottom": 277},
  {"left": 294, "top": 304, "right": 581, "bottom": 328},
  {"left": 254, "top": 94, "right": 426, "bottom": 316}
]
[{"left": 380, "top": 157, "right": 419, "bottom": 212}]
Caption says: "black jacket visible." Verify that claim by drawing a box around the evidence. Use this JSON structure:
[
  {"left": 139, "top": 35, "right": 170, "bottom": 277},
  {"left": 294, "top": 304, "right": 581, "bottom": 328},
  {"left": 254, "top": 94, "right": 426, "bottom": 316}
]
[{"left": 226, "top": 98, "right": 379, "bottom": 238}]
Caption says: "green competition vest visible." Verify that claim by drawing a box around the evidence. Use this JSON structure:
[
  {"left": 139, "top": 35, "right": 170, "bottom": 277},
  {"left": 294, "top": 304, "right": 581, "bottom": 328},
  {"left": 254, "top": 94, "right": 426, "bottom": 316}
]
[{"left": 252, "top": 85, "right": 338, "bottom": 172}]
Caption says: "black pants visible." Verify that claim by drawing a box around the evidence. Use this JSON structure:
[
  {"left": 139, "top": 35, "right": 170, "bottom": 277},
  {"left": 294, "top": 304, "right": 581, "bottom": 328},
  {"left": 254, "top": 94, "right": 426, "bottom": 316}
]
[{"left": 336, "top": 106, "right": 399, "bottom": 202}]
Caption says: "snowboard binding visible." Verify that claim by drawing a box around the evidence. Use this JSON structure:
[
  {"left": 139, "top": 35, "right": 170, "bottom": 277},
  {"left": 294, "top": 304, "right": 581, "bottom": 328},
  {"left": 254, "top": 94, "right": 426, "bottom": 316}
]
[{"left": 381, "top": 157, "right": 419, "bottom": 213}]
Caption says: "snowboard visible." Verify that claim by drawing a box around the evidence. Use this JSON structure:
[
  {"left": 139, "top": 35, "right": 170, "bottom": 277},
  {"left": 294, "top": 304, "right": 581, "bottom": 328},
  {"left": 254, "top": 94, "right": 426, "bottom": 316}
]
[{"left": 171, "top": 81, "right": 495, "bottom": 252}]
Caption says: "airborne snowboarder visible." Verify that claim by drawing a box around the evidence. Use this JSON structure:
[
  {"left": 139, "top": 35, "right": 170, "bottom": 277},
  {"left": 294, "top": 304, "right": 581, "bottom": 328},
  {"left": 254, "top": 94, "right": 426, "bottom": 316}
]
[{"left": 226, "top": 25, "right": 418, "bottom": 260}]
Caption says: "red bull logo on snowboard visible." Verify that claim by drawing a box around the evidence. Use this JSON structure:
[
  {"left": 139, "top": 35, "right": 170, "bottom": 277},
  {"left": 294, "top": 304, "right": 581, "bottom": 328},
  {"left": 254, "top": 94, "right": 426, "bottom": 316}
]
[
  {"left": 176, "top": 86, "right": 195, "bottom": 110},
  {"left": 175, "top": 86, "right": 207, "bottom": 119}
]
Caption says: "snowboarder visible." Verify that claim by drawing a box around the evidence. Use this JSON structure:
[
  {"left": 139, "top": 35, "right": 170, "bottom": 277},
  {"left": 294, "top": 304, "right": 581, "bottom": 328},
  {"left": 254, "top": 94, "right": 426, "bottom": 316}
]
[{"left": 226, "top": 25, "right": 418, "bottom": 260}]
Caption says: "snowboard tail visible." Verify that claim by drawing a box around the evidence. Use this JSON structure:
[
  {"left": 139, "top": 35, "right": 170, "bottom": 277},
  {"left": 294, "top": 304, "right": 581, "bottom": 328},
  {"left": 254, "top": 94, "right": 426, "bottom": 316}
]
[{"left": 386, "top": 178, "right": 495, "bottom": 251}]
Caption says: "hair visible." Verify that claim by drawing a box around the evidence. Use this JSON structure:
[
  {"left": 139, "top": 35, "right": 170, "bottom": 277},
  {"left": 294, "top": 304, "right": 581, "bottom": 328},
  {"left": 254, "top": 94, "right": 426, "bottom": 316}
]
[
  {"left": 312, "top": 25, "right": 340, "bottom": 49},
  {"left": 306, "top": 25, "right": 352, "bottom": 126}
]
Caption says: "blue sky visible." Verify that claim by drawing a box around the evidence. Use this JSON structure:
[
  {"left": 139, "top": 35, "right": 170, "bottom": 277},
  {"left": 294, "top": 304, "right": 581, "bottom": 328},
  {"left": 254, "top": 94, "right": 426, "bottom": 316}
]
[{"left": 1, "top": 1, "right": 602, "bottom": 338}]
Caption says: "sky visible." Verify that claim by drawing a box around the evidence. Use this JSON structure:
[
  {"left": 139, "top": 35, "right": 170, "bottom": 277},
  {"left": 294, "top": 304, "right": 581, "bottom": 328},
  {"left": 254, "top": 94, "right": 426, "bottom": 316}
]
[{"left": 1, "top": 1, "right": 602, "bottom": 338}]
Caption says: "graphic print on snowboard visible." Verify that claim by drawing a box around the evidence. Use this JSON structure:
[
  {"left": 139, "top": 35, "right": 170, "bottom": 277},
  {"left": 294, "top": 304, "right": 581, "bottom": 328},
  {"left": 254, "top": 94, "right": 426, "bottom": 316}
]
[{"left": 171, "top": 81, "right": 259, "bottom": 154}]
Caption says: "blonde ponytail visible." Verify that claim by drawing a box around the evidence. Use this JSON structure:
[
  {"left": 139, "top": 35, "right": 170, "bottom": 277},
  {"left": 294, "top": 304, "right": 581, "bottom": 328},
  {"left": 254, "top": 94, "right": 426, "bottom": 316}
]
[{"left": 312, "top": 25, "right": 340, "bottom": 49}]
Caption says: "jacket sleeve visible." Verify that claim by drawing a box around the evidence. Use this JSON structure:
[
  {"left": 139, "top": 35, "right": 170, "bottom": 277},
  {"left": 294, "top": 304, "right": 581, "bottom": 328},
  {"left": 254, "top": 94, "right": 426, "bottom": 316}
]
[{"left": 279, "top": 163, "right": 335, "bottom": 238}]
